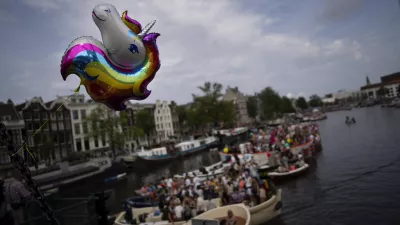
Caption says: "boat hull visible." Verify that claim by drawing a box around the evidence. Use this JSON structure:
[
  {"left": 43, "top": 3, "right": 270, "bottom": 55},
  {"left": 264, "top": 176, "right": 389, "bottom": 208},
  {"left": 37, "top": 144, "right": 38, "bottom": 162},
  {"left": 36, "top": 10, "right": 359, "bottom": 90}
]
[{"left": 249, "top": 189, "right": 282, "bottom": 225}]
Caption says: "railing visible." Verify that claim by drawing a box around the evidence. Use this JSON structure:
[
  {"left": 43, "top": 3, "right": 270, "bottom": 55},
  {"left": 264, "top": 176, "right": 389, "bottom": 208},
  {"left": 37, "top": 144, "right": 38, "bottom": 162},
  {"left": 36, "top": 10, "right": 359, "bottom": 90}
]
[{"left": 21, "top": 192, "right": 111, "bottom": 225}]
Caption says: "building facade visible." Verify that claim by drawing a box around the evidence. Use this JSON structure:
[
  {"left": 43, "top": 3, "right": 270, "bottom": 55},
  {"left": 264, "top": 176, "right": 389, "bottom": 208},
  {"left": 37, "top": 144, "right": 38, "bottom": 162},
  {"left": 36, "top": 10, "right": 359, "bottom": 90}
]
[
  {"left": 0, "top": 100, "right": 25, "bottom": 178},
  {"left": 16, "top": 97, "right": 74, "bottom": 162},
  {"left": 222, "top": 87, "right": 250, "bottom": 126},
  {"left": 154, "top": 100, "right": 175, "bottom": 142},
  {"left": 66, "top": 94, "right": 113, "bottom": 154},
  {"left": 360, "top": 73, "right": 400, "bottom": 99}
]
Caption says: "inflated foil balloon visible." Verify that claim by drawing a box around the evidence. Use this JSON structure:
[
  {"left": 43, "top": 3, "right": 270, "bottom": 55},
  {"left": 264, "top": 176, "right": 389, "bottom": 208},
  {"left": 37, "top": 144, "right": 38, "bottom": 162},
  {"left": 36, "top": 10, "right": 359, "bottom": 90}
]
[{"left": 60, "top": 4, "right": 160, "bottom": 111}]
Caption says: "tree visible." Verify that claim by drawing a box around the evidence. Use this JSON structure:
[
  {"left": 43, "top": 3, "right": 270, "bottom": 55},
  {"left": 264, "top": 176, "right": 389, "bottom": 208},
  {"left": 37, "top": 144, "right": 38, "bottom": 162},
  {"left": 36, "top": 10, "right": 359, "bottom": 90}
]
[
  {"left": 175, "top": 105, "right": 188, "bottom": 130},
  {"left": 397, "top": 84, "right": 400, "bottom": 97},
  {"left": 258, "top": 87, "right": 282, "bottom": 120},
  {"left": 308, "top": 94, "right": 323, "bottom": 108},
  {"left": 376, "top": 86, "right": 389, "bottom": 99},
  {"left": 296, "top": 97, "right": 308, "bottom": 110},
  {"left": 246, "top": 95, "right": 258, "bottom": 120},
  {"left": 135, "top": 109, "right": 155, "bottom": 145},
  {"left": 85, "top": 106, "right": 143, "bottom": 158},
  {"left": 325, "top": 93, "right": 333, "bottom": 98},
  {"left": 217, "top": 101, "right": 236, "bottom": 126},
  {"left": 280, "top": 96, "right": 295, "bottom": 113}
]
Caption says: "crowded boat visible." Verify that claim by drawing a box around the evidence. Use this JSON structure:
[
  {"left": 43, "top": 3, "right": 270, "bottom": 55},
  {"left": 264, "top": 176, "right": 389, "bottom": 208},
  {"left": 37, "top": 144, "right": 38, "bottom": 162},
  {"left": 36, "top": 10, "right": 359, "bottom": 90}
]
[{"left": 114, "top": 123, "right": 322, "bottom": 225}]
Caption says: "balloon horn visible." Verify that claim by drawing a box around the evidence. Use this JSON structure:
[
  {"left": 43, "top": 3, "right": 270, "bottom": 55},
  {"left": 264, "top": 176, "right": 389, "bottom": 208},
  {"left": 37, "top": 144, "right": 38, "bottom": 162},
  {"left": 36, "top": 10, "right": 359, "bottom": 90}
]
[{"left": 138, "top": 20, "right": 156, "bottom": 38}]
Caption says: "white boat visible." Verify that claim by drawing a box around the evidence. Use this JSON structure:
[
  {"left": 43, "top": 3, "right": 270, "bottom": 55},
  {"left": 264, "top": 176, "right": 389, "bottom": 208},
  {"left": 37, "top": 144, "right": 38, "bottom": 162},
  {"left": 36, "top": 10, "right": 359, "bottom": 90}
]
[
  {"left": 267, "top": 163, "right": 309, "bottom": 178},
  {"left": 114, "top": 190, "right": 281, "bottom": 225},
  {"left": 174, "top": 161, "right": 231, "bottom": 181},
  {"left": 114, "top": 202, "right": 251, "bottom": 225}
]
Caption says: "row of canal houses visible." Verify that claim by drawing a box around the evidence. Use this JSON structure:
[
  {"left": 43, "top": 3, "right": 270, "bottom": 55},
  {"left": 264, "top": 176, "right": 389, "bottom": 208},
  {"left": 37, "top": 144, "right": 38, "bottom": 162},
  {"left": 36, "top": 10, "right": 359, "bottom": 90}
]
[{"left": 0, "top": 95, "right": 181, "bottom": 178}]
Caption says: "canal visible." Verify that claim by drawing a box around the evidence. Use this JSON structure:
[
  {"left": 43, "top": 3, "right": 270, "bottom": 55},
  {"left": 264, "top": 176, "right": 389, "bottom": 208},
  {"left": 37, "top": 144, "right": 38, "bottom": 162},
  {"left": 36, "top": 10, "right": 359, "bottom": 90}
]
[{"left": 57, "top": 106, "right": 400, "bottom": 225}]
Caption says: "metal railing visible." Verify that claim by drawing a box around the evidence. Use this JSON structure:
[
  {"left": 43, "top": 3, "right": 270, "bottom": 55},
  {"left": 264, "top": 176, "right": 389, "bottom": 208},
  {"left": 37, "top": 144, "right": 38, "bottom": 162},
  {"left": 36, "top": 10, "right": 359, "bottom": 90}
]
[{"left": 21, "top": 194, "right": 103, "bottom": 225}]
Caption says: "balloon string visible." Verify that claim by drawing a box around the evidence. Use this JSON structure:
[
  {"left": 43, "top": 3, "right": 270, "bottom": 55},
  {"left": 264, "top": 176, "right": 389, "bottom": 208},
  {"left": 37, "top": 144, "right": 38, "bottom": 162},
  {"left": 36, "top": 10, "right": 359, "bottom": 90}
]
[{"left": 12, "top": 90, "right": 79, "bottom": 159}]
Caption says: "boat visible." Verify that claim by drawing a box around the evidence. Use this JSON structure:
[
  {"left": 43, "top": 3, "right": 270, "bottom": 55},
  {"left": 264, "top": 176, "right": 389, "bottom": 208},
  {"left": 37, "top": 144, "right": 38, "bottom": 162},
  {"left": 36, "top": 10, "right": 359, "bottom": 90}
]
[
  {"left": 134, "top": 138, "right": 216, "bottom": 167},
  {"left": 115, "top": 190, "right": 281, "bottom": 225},
  {"left": 124, "top": 196, "right": 159, "bottom": 208},
  {"left": 267, "top": 163, "right": 309, "bottom": 178},
  {"left": 257, "top": 164, "right": 279, "bottom": 179},
  {"left": 113, "top": 201, "right": 251, "bottom": 225},
  {"left": 173, "top": 161, "right": 231, "bottom": 181},
  {"left": 219, "top": 140, "right": 313, "bottom": 165},
  {"left": 187, "top": 204, "right": 251, "bottom": 225}
]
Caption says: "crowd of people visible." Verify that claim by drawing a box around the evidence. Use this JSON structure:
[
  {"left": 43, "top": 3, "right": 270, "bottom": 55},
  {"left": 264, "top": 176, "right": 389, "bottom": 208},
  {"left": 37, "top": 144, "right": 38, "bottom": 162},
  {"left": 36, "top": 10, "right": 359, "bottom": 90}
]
[
  {"left": 138, "top": 157, "right": 277, "bottom": 223},
  {"left": 223, "top": 123, "right": 319, "bottom": 173}
]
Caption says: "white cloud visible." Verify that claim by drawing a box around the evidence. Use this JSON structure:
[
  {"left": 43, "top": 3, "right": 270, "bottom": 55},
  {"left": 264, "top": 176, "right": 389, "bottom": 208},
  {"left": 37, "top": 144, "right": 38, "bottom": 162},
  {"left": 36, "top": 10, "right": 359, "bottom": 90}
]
[{"left": 12, "top": 0, "right": 367, "bottom": 104}]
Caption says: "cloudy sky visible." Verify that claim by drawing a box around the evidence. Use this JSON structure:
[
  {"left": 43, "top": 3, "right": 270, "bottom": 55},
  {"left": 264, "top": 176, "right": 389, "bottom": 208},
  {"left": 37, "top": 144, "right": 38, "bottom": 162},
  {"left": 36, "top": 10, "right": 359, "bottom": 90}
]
[{"left": 1, "top": 0, "right": 400, "bottom": 104}]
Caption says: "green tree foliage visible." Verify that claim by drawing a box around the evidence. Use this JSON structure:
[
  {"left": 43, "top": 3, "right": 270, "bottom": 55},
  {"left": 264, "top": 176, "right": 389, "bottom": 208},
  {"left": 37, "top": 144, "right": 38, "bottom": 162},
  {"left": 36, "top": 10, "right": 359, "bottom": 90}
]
[
  {"left": 135, "top": 109, "right": 155, "bottom": 140},
  {"left": 296, "top": 97, "right": 308, "bottom": 110},
  {"left": 246, "top": 95, "right": 258, "bottom": 119},
  {"left": 85, "top": 106, "right": 143, "bottom": 158},
  {"left": 188, "top": 82, "right": 236, "bottom": 130},
  {"left": 258, "top": 87, "right": 282, "bottom": 120},
  {"left": 308, "top": 94, "right": 323, "bottom": 108},
  {"left": 280, "top": 96, "right": 295, "bottom": 113}
]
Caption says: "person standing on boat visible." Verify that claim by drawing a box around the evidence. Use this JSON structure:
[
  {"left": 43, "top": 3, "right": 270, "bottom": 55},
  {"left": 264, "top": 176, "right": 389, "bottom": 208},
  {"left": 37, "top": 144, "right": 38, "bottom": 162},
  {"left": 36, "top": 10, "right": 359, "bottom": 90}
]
[{"left": 184, "top": 176, "right": 191, "bottom": 187}]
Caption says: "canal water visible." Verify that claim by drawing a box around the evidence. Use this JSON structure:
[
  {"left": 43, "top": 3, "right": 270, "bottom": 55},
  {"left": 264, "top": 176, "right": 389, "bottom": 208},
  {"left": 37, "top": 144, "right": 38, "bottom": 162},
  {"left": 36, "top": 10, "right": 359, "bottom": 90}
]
[{"left": 57, "top": 106, "right": 400, "bottom": 225}]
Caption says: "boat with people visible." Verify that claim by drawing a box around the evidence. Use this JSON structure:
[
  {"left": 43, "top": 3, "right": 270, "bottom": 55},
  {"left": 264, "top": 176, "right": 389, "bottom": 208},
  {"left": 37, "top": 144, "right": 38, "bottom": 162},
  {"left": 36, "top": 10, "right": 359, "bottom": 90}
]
[
  {"left": 219, "top": 140, "right": 314, "bottom": 165},
  {"left": 114, "top": 190, "right": 280, "bottom": 225},
  {"left": 267, "top": 163, "right": 309, "bottom": 179},
  {"left": 113, "top": 203, "right": 251, "bottom": 225}
]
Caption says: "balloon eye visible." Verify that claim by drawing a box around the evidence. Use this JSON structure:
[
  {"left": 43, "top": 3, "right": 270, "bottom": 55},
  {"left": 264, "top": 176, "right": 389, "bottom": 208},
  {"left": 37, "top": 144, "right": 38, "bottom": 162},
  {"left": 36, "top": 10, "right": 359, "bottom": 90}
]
[{"left": 104, "top": 9, "right": 111, "bottom": 13}]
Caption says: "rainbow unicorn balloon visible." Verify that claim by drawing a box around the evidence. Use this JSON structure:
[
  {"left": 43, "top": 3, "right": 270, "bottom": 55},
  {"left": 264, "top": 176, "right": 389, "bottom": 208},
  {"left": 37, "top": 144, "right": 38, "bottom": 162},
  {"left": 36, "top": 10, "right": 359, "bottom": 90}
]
[{"left": 60, "top": 4, "right": 160, "bottom": 111}]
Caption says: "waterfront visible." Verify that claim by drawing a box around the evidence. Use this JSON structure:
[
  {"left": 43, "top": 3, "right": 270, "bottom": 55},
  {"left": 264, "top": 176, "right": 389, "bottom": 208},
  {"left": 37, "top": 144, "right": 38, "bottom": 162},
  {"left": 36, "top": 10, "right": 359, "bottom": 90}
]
[{"left": 56, "top": 106, "right": 400, "bottom": 225}]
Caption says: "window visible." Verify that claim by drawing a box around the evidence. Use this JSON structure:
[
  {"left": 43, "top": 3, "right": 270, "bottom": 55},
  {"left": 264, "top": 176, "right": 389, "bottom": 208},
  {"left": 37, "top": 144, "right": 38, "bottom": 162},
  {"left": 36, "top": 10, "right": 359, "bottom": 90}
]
[
  {"left": 57, "top": 111, "right": 63, "bottom": 119},
  {"left": 59, "top": 133, "right": 65, "bottom": 143},
  {"left": 92, "top": 122, "right": 97, "bottom": 131},
  {"left": 81, "top": 110, "right": 86, "bottom": 119},
  {"left": 52, "top": 133, "right": 58, "bottom": 143},
  {"left": 41, "top": 112, "right": 48, "bottom": 119},
  {"left": 33, "top": 112, "right": 40, "bottom": 120},
  {"left": 76, "top": 139, "right": 82, "bottom": 152},
  {"left": 82, "top": 122, "right": 88, "bottom": 134},
  {"left": 161, "top": 124, "right": 163, "bottom": 129},
  {"left": 27, "top": 123, "right": 33, "bottom": 130},
  {"left": 84, "top": 138, "right": 90, "bottom": 150},
  {"left": 102, "top": 136, "right": 106, "bottom": 146},
  {"left": 79, "top": 99, "right": 84, "bottom": 103},
  {"left": 72, "top": 110, "right": 79, "bottom": 120},
  {"left": 33, "top": 123, "right": 40, "bottom": 130},
  {"left": 94, "top": 137, "right": 99, "bottom": 148},
  {"left": 74, "top": 124, "right": 80, "bottom": 135},
  {"left": 24, "top": 112, "right": 31, "bottom": 119}
]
